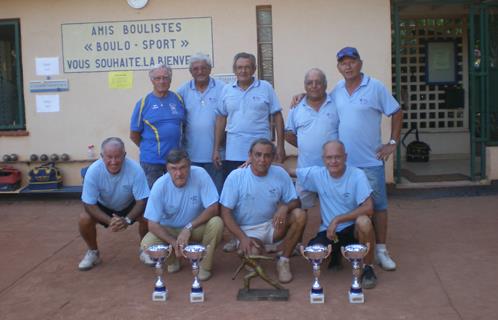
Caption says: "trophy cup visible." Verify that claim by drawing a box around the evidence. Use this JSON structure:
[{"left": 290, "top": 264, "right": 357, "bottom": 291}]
[
  {"left": 146, "top": 244, "right": 172, "bottom": 301},
  {"left": 341, "top": 243, "right": 370, "bottom": 304},
  {"left": 300, "top": 244, "right": 332, "bottom": 304},
  {"left": 183, "top": 244, "right": 207, "bottom": 303}
]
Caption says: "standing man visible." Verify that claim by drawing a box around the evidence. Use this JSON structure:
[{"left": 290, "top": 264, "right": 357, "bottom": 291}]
[
  {"left": 285, "top": 68, "right": 339, "bottom": 209},
  {"left": 141, "top": 149, "right": 223, "bottom": 281},
  {"left": 213, "top": 52, "right": 286, "bottom": 181},
  {"left": 220, "top": 138, "right": 306, "bottom": 283},
  {"left": 333, "top": 47, "right": 402, "bottom": 271},
  {"left": 130, "top": 64, "right": 185, "bottom": 187},
  {"left": 291, "top": 140, "right": 377, "bottom": 288},
  {"left": 79, "top": 137, "right": 151, "bottom": 271},
  {"left": 177, "top": 53, "right": 225, "bottom": 193}
]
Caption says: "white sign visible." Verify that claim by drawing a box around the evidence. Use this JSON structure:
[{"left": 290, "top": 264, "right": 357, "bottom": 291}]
[
  {"left": 61, "top": 17, "right": 213, "bottom": 73},
  {"left": 36, "top": 95, "right": 60, "bottom": 113},
  {"left": 35, "top": 57, "right": 60, "bottom": 76}
]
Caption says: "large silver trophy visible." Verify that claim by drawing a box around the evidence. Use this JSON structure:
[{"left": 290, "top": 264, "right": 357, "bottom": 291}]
[
  {"left": 182, "top": 244, "right": 207, "bottom": 303},
  {"left": 146, "top": 244, "right": 172, "bottom": 301},
  {"left": 300, "top": 244, "right": 332, "bottom": 304},
  {"left": 341, "top": 243, "right": 370, "bottom": 304}
]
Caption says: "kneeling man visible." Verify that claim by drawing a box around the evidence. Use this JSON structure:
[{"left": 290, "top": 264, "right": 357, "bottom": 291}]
[
  {"left": 220, "top": 138, "right": 306, "bottom": 283},
  {"left": 79, "top": 137, "right": 151, "bottom": 271},
  {"left": 294, "top": 140, "right": 377, "bottom": 288},
  {"left": 141, "top": 149, "right": 223, "bottom": 281}
]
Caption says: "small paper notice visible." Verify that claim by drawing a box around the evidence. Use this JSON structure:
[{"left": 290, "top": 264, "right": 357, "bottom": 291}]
[
  {"left": 35, "top": 57, "right": 60, "bottom": 76},
  {"left": 36, "top": 95, "right": 60, "bottom": 113},
  {"left": 108, "top": 71, "right": 133, "bottom": 89}
]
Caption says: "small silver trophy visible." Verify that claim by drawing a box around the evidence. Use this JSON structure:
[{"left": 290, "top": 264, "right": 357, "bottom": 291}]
[
  {"left": 300, "top": 244, "right": 332, "bottom": 304},
  {"left": 341, "top": 243, "right": 370, "bottom": 304},
  {"left": 182, "top": 244, "right": 207, "bottom": 303},
  {"left": 146, "top": 244, "right": 172, "bottom": 301}
]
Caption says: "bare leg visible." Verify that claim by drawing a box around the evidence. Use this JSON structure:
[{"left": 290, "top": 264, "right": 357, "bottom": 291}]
[
  {"left": 79, "top": 211, "right": 98, "bottom": 250},
  {"left": 373, "top": 210, "right": 387, "bottom": 244},
  {"left": 355, "top": 215, "right": 376, "bottom": 265},
  {"left": 275, "top": 208, "right": 306, "bottom": 258}
]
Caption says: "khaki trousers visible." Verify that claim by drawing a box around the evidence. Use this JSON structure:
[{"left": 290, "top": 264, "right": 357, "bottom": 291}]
[{"left": 141, "top": 216, "right": 223, "bottom": 271}]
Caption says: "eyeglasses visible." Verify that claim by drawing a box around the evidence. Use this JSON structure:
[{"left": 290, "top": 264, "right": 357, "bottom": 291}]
[{"left": 152, "top": 76, "right": 171, "bottom": 81}]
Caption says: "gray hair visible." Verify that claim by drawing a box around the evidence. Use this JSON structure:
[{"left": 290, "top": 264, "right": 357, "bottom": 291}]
[
  {"left": 189, "top": 53, "right": 212, "bottom": 69},
  {"left": 322, "top": 139, "right": 345, "bottom": 153},
  {"left": 304, "top": 68, "right": 327, "bottom": 87},
  {"left": 166, "top": 149, "right": 190, "bottom": 164},
  {"left": 149, "top": 64, "right": 172, "bottom": 79},
  {"left": 249, "top": 138, "right": 276, "bottom": 156},
  {"left": 101, "top": 137, "right": 125, "bottom": 153},
  {"left": 233, "top": 52, "right": 257, "bottom": 71}
]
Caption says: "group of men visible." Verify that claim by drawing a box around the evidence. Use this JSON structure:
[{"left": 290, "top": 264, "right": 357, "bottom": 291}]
[{"left": 78, "top": 47, "right": 402, "bottom": 289}]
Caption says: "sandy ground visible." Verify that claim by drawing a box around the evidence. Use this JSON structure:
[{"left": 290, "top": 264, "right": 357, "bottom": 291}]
[{"left": 1, "top": 194, "right": 497, "bottom": 320}]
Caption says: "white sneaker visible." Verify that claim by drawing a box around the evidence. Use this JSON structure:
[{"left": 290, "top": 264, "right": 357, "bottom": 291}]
[
  {"left": 223, "top": 238, "right": 238, "bottom": 252},
  {"left": 276, "top": 258, "right": 293, "bottom": 283},
  {"left": 139, "top": 250, "right": 155, "bottom": 266},
  {"left": 78, "top": 250, "right": 101, "bottom": 271},
  {"left": 376, "top": 250, "right": 397, "bottom": 271},
  {"left": 167, "top": 258, "right": 181, "bottom": 273}
]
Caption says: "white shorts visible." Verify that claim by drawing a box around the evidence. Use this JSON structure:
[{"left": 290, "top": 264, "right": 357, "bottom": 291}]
[
  {"left": 296, "top": 181, "right": 318, "bottom": 209},
  {"left": 240, "top": 220, "right": 275, "bottom": 245}
]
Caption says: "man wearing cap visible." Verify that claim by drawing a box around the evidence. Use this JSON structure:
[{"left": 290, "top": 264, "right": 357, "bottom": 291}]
[{"left": 332, "top": 46, "right": 402, "bottom": 271}]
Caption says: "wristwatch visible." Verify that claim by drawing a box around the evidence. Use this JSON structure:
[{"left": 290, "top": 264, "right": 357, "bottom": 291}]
[
  {"left": 124, "top": 217, "right": 134, "bottom": 225},
  {"left": 388, "top": 139, "right": 397, "bottom": 145},
  {"left": 184, "top": 222, "right": 193, "bottom": 231}
]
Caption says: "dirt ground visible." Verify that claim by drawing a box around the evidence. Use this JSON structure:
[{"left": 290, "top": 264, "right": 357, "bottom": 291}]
[{"left": 1, "top": 193, "right": 497, "bottom": 320}]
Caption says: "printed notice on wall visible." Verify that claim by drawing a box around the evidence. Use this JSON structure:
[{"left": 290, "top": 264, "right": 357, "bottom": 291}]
[
  {"left": 36, "top": 95, "right": 60, "bottom": 113},
  {"left": 108, "top": 71, "right": 133, "bottom": 89},
  {"left": 35, "top": 57, "right": 60, "bottom": 76},
  {"left": 61, "top": 17, "right": 213, "bottom": 73}
]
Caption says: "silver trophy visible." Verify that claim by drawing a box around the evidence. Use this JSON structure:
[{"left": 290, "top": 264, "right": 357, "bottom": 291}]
[
  {"left": 341, "top": 243, "right": 370, "bottom": 304},
  {"left": 300, "top": 244, "right": 332, "bottom": 304},
  {"left": 146, "top": 244, "right": 172, "bottom": 301},
  {"left": 182, "top": 244, "right": 207, "bottom": 303}
]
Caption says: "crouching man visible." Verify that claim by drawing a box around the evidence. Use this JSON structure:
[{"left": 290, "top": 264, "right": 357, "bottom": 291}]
[
  {"left": 220, "top": 138, "right": 306, "bottom": 283},
  {"left": 79, "top": 137, "right": 151, "bottom": 271},
  {"left": 140, "top": 149, "right": 223, "bottom": 281}
]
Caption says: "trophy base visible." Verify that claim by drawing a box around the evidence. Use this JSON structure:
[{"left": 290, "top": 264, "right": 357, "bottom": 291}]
[
  {"left": 237, "top": 288, "right": 289, "bottom": 301},
  {"left": 348, "top": 291, "right": 364, "bottom": 304},
  {"left": 310, "top": 292, "right": 325, "bottom": 304},
  {"left": 152, "top": 290, "right": 168, "bottom": 301},
  {"left": 190, "top": 291, "right": 205, "bottom": 303}
]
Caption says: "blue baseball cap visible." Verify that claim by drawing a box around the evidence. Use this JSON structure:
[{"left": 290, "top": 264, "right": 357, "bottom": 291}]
[{"left": 336, "top": 47, "right": 360, "bottom": 61}]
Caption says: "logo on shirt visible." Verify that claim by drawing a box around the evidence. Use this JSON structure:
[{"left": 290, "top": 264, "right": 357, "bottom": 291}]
[
  {"left": 190, "top": 195, "right": 199, "bottom": 205},
  {"left": 359, "top": 97, "right": 369, "bottom": 105},
  {"left": 268, "top": 188, "right": 279, "bottom": 199},
  {"left": 169, "top": 103, "right": 179, "bottom": 114},
  {"left": 152, "top": 104, "right": 161, "bottom": 110},
  {"left": 343, "top": 192, "right": 351, "bottom": 200}
]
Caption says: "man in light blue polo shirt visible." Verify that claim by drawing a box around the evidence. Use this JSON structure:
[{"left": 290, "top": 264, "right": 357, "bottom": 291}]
[
  {"left": 79, "top": 137, "right": 151, "bottom": 271},
  {"left": 332, "top": 47, "right": 402, "bottom": 271},
  {"left": 130, "top": 64, "right": 185, "bottom": 187},
  {"left": 220, "top": 138, "right": 306, "bottom": 283},
  {"left": 285, "top": 68, "right": 339, "bottom": 208},
  {"left": 294, "top": 140, "right": 377, "bottom": 289},
  {"left": 213, "top": 52, "right": 285, "bottom": 181},
  {"left": 177, "top": 53, "right": 225, "bottom": 193},
  {"left": 141, "top": 149, "right": 223, "bottom": 281}
]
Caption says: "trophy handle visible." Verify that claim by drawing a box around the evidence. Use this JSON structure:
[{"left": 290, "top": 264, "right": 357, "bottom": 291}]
[
  {"left": 340, "top": 245, "right": 346, "bottom": 258},
  {"left": 299, "top": 245, "right": 309, "bottom": 261},
  {"left": 325, "top": 244, "right": 332, "bottom": 259},
  {"left": 365, "top": 242, "right": 370, "bottom": 255}
]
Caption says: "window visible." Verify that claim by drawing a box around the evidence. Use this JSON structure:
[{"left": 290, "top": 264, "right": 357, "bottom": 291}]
[
  {"left": 256, "top": 6, "right": 274, "bottom": 85},
  {"left": 0, "top": 19, "right": 25, "bottom": 130}
]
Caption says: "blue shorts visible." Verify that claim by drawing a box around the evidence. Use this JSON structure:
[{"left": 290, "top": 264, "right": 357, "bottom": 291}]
[{"left": 360, "top": 165, "right": 388, "bottom": 211}]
